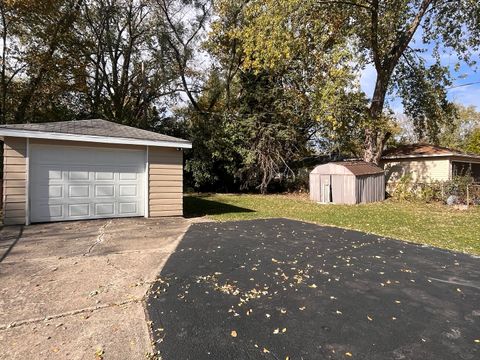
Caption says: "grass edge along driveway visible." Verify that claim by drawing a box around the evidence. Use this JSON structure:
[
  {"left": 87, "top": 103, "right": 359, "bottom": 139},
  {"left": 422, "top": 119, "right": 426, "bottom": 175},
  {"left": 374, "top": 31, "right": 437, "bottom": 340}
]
[{"left": 184, "top": 194, "right": 480, "bottom": 256}]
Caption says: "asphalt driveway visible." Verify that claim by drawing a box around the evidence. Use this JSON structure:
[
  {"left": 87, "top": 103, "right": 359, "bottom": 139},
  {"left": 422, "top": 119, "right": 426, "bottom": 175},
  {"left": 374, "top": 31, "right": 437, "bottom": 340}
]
[
  {"left": 147, "top": 218, "right": 480, "bottom": 360},
  {"left": 0, "top": 217, "right": 191, "bottom": 360}
]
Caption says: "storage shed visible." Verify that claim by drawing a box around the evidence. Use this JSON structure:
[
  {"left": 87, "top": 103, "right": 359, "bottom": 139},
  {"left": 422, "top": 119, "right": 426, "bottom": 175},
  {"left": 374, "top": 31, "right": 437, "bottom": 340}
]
[{"left": 309, "top": 161, "right": 385, "bottom": 204}]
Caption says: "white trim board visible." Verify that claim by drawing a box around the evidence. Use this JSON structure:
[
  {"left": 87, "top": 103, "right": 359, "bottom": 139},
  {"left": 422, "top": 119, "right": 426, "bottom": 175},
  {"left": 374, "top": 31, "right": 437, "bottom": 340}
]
[
  {"left": 25, "top": 138, "right": 30, "bottom": 225},
  {"left": 144, "top": 146, "right": 149, "bottom": 218},
  {"left": 0, "top": 128, "right": 192, "bottom": 149}
]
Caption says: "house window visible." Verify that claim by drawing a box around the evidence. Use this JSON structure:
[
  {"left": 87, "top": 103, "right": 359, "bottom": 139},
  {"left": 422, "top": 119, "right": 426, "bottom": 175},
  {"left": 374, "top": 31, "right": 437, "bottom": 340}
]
[{"left": 452, "top": 161, "right": 480, "bottom": 182}]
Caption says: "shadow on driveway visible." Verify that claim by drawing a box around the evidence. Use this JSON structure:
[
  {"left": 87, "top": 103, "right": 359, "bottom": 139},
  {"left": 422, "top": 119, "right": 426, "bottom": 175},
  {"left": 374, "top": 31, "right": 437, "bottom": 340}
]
[
  {"left": 183, "top": 195, "right": 255, "bottom": 218},
  {"left": 147, "top": 218, "right": 480, "bottom": 360},
  {"left": 0, "top": 226, "right": 24, "bottom": 263}
]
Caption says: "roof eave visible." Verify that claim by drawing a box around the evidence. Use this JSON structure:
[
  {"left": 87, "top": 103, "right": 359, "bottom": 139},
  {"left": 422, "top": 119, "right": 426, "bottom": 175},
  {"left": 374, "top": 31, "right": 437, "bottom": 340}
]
[
  {"left": 382, "top": 153, "right": 480, "bottom": 160},
  {"left": 381, "top": 153, "right": 454, "bottom": 160},
  {"left": 0, "top": 128, "right": 192, "bottom": 149}
]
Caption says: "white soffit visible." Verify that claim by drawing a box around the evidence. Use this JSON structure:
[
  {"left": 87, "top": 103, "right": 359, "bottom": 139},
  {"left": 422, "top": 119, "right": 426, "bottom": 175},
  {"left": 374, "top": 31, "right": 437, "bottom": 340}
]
[{"left": 0, "top": 128, "right": 192, "bottom": 149}]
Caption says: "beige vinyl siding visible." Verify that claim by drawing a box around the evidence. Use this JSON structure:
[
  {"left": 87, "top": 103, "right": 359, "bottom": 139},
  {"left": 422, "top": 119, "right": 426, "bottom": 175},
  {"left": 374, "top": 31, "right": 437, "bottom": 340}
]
[
  {"left": 148, "top": 147, "right": 183, "bottom": 217},
  {"left": 3, "top": 137, "right": 27, "bottom": 225},
  {"left": 382, "top": 158, "right": 450, "bottom": 186}
]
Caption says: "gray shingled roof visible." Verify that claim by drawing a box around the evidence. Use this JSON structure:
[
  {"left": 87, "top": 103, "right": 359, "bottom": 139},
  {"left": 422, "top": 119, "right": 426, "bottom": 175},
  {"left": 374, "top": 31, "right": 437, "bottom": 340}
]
[{"left": 0, "top": 119, "right": 190, "bottom": 145}]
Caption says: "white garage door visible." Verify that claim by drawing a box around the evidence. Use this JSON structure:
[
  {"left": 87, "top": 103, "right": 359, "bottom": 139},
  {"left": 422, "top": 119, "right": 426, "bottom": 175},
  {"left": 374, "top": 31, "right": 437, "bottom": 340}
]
[{"left": 30, "top": 144, "right": 145, "bottom": 223}]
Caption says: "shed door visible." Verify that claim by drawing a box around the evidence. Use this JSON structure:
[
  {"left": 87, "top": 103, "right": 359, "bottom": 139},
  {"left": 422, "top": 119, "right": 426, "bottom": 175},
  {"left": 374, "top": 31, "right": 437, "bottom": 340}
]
[
  {"left": 30, "top": 144, "right": 145, "bottom": 223},
  {"left": 320, "top": 175, "right": 332, "bottom": 203}
]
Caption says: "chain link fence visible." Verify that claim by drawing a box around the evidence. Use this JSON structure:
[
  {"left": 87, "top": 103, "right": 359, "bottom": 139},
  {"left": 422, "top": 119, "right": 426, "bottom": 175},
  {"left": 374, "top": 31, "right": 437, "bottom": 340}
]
[
  {"left": 466, "top": 183, "right": 480, "bottom": 206},
  {"left": 389, "top": 176, "right": 480, "bottom": 207}
]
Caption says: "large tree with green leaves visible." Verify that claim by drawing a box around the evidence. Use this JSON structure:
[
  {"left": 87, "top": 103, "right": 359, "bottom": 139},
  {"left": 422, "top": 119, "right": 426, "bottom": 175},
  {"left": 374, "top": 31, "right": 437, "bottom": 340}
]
[
  {"left": 222, "top": 0, "right": 480, "bottom": 163},
  {"left": 194, "top": 0, "right": 370, "bottom": 192},
  {"left": 465, "top": 128, "right": 480, "bottom": 155},
  {"left": 437, "top": 104, "right": 480, "bottom": 149},
  {"left": 396, "top": 103, "right": 480, "bottom": 149},
  {"left": 0, "top": 0, "right": 210, "bottom": 126},
  {"left": 0, "top": 0, "right": 86, "bottom": 124}
]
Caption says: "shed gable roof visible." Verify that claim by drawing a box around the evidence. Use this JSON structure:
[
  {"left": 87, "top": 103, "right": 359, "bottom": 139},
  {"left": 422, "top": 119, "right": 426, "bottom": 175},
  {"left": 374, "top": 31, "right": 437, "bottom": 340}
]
[
  {"left": 0, "top": 119, "right": 191, "bottom": 148},
  {"left": 312, "top": 161, "right": 384, "bottom": 176},
  {"left": 337, "top": 161, "right": 385, "bottom": 176}
]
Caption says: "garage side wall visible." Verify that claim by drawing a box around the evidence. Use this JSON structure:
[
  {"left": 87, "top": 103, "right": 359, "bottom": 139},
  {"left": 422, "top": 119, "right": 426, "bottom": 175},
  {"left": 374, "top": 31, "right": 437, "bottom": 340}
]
[
  {"left": 148, "top": 147, "right": 183, "bottom": 217},
  {"left": 3, "top": 137, "right": 26, "bottom": 225}
]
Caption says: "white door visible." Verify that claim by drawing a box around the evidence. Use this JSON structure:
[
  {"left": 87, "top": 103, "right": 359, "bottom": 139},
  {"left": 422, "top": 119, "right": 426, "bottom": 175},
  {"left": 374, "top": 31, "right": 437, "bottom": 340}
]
[
  {"left": 30, "top": 144, "right": 145, "bottom": 223},
  {"left": 320, "top": 175, "right": 332, "bottom": 203}
]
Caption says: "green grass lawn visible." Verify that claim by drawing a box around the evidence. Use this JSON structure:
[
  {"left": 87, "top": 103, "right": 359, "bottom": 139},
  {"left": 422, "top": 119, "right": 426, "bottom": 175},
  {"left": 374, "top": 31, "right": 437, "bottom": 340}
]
[{"left": 184, "top": 193, "right": 480, "bottom": 255}]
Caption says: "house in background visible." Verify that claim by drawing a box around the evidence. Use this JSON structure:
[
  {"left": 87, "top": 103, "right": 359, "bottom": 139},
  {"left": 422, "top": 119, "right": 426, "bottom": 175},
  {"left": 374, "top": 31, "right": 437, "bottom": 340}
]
[
  {"left": 0, "top": 119, "right": 191, "bottom": 225},
  {"left": 380, "top": 144, "right": 480, "bottom": 188}
]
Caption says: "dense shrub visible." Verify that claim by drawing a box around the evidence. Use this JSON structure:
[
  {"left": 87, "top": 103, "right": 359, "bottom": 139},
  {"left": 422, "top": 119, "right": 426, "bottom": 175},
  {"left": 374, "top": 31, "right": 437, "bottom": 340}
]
[{"left": 390, "top": 175, "right": 477, "bottom": 204}]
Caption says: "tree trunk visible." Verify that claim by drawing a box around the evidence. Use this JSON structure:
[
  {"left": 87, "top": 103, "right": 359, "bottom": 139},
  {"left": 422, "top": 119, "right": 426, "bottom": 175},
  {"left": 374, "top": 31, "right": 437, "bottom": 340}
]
[
  {"left": 364, "top": 70, "right": 390, "bottom": 164},
  {"left": 363, "top": 0, "right": 433, "bottom": 164}
]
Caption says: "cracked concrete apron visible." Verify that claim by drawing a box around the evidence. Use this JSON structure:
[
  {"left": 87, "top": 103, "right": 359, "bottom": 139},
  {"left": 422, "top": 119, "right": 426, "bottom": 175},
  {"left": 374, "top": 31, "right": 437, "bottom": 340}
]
[{"left": 0, "top": 217, "right": 190, "bottom": 360}]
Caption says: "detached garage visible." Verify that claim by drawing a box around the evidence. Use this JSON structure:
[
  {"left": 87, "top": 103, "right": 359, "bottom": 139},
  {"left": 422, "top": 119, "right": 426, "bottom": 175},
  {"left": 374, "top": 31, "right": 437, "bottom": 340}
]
[{"left": 0, "top": 119, "right": 191, "bottom": 225}]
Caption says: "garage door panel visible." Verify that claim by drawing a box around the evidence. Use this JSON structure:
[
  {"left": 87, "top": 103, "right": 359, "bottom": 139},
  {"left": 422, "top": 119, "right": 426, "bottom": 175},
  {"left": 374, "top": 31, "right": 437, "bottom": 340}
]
[
  {"left": 30, "top": 144, "right": 145, "bottom": 223},
  {"left": 119, "top": 185, "right": 137, "bottom": 197},
  {"left": 95, "top": 203, "right": 115, "bottom": 216},
  {"left": 32, "top": 204, "right": 63, "bottom": 220},
  {"left": 95, "top": 184, "right": 115, "bottom": 197},
  {"left": 69, "top": 203, "right": 90, "bottom": 217},
  {"left": 49, "top": 169, "right": 63, "bottom": 180},
  {"left": 69, "top": 185, "right": 90, "bottom": 198},
  {"left": 119, "top": 172, "right": 138, "bottom": 180},
  {"left": 119, "top": 202, "right": 138, "bottom": 214},
  {"left": 95, "top": 171, "right": 115, "bottom": 180},
  {"left": 69, "top": 170, "right": 90, "bottom": 181},
  {"left": 31, "top": 145, "right": 143, "bottom": 165},
  {"left": 49, "top": 185, "right": 63, "bottom": 198}
]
